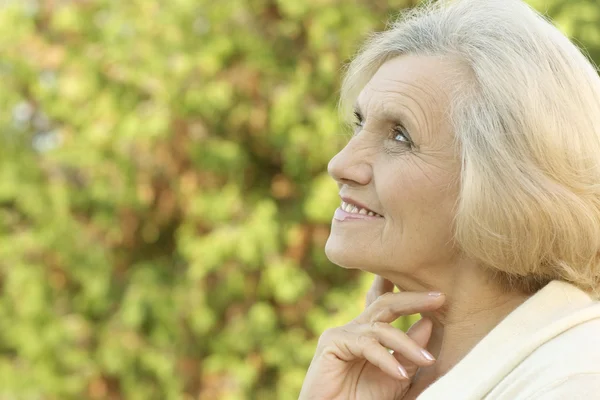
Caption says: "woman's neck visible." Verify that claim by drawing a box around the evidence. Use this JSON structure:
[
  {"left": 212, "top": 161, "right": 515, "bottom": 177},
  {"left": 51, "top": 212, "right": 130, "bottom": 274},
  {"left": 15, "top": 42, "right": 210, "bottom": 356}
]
[
  {"left": 392, "top": 263, "right": 532, "bottom": 385},
  {"left": 422, "top": 288, "right": 530, "bottom": 378}
]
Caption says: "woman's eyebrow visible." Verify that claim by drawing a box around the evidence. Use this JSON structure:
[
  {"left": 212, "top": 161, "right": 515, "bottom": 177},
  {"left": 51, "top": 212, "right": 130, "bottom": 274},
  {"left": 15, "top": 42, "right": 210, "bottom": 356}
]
[{"left": 353, "top": 100, "right": 417, "bottom": 132}]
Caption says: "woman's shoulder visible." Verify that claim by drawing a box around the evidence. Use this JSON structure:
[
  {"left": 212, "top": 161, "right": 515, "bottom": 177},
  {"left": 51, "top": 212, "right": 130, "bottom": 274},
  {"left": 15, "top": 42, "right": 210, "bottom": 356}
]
[
  {"left": 490, "top": 316, "right": 600, "bottom": 399},
  {"left": 524, "top": 315, "right": 600, "bottom": 371},
  {"left": 462, "top": 282, "right": 600, "bottom": 399}
]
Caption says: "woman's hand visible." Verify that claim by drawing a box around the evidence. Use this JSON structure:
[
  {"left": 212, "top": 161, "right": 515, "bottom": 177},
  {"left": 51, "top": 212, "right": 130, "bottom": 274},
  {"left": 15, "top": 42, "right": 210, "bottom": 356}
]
[{"left": 299, "top": 276, "right": 445, "bottom": 400}]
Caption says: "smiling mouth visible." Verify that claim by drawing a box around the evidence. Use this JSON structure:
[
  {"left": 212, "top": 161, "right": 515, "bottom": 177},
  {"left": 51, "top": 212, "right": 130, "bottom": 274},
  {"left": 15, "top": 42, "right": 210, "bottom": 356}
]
[
  {"left": 333, "top": 201, "right": 384, "bottom": 222},
  {"left": 340, "top": 201, "right": 383, "bottom": 217}
]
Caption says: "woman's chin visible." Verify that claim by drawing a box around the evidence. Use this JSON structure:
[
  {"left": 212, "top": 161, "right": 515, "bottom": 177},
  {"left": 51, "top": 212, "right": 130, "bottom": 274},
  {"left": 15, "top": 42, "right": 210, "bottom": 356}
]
[{"left": 324, "top": 237, "right": 365, "bottom": 270}]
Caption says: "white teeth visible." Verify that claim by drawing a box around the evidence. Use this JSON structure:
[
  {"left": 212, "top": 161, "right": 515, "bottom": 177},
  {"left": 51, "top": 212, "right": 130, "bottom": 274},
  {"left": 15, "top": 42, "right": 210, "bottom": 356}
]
[{"left": 340, "top": 201, "right": 381, "bottom": 217}]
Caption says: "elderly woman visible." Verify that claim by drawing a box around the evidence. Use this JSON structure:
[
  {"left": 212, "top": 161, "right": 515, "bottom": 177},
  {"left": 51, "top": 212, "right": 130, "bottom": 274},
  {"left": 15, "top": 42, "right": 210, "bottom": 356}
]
[{"left": 299, "top": 0, "right": 600, "bottom": 399}]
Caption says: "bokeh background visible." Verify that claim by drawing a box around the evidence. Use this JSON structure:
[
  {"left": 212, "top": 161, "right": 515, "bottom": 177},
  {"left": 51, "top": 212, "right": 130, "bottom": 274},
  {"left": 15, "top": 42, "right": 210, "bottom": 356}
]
[{"left": 0, "top": 0, "right": 599, "bottom": 399}]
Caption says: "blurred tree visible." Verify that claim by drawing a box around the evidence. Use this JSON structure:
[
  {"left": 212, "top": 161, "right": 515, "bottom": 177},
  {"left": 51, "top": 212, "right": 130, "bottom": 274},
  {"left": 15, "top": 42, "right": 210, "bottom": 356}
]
[{"left": 0, "top": 0, "right": 598, "bottom": 399}]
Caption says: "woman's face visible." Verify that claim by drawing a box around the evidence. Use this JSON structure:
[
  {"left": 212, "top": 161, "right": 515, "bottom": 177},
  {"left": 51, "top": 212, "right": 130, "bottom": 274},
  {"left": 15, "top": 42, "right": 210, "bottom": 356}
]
[{"left": 325, "top": 55, "right": 462, "bottom": 280}]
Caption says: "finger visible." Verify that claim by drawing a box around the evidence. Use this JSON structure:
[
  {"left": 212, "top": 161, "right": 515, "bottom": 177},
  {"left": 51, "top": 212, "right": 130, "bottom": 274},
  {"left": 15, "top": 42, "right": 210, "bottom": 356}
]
[
  {"left": 365, "top": 275, "right": 395, "bottom": 308},
  {"left": 358, "top": 336, "right": 410, "bottom": 380},
  {"left": 327, "top": 332, "right": 409, "bottom": 381},
  {"left": 406, "top": 317, "right": 434, "bottom": 349},
  {"left": 358, "top": 321, "right": 436, "bottom": 367},
  {"left": 392, "top": 318, "right": 435, "bottom": 373},
  {"left": 355, "top": 291, "right": 445, "bottom": 325}
]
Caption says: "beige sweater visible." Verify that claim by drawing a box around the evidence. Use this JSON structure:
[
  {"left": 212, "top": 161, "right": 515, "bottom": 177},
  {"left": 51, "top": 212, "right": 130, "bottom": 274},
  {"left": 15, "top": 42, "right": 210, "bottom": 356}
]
[{"left": 418, "top": 280, "right": 600, "bottom": 399}]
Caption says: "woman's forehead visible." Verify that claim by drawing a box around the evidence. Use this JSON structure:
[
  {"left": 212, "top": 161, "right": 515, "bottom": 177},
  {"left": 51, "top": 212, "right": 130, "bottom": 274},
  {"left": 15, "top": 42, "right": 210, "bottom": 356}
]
[{"left": 356, "top": 55, "right": 454, "bottom": 110}]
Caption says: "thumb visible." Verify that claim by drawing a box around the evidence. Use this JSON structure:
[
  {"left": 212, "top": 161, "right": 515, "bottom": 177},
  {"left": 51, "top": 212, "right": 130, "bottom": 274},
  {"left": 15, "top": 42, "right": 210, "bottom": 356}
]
[{"left": 365, "top": 275, "right": 395, "bottom": 308}]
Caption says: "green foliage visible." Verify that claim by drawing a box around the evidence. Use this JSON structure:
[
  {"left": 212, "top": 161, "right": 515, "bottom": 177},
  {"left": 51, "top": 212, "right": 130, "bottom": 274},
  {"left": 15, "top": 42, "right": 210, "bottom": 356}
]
[{"left": 0, "top": 0, "right": 598, "bottom": 398}]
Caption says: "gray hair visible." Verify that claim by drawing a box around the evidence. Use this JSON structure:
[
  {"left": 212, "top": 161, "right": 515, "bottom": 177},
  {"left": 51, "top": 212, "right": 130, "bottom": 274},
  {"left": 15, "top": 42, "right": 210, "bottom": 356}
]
[{"left": 340, "top": 0, "right": 600, "bottom": 295}]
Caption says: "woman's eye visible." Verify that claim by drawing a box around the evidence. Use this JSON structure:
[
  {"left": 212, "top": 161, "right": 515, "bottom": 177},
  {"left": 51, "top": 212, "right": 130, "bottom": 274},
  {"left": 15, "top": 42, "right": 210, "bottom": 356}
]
[
  {"left": 351, "top": 111, "right": 412, "bottom": 147},
  {"left": 392, "top": 127, "right": 412, "bottom": 145}
]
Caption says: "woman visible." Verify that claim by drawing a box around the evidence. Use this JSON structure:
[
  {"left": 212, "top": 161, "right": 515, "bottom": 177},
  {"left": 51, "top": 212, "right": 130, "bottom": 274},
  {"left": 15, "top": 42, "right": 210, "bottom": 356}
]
[{"left": 299, "top": 0, "right": 600, "bottom": 399}]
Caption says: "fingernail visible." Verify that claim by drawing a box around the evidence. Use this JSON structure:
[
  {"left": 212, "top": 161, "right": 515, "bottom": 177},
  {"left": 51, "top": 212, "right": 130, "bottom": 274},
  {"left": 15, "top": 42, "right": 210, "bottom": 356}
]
[
  {"left": 428, "top": 291, "right": 443, "bottom": 297},
  {"left": 421, "top": 349, "right": 435, "bottom": 361},
  {"left": 397, "top": 365, "right": 409, "bottom": 379}
]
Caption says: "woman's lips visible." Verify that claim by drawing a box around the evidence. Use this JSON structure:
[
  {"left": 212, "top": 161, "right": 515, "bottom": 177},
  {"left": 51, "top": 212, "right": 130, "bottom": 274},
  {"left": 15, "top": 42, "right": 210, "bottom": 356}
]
[{"left": 333, "top": 207, "right": 384, "bottom": 222}]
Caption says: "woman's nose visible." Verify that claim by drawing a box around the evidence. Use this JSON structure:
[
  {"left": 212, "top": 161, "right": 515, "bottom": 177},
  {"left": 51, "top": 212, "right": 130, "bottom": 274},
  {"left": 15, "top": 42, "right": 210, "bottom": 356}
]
[{"left": 327, "top": 138, "right": 373, "bottom": 187}]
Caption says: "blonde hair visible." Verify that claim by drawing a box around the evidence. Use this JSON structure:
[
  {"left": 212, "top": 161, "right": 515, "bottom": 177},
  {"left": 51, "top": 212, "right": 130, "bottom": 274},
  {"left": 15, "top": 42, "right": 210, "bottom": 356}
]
[{"left": 340, "top": 0, "right": 600, "bottom": 296}]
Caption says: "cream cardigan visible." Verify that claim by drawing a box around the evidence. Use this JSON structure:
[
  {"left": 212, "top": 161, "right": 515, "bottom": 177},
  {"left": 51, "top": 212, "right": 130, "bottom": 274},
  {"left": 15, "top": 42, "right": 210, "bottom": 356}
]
[{"left": 418, "top": 280, "right": 600, "bottom": 399}]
